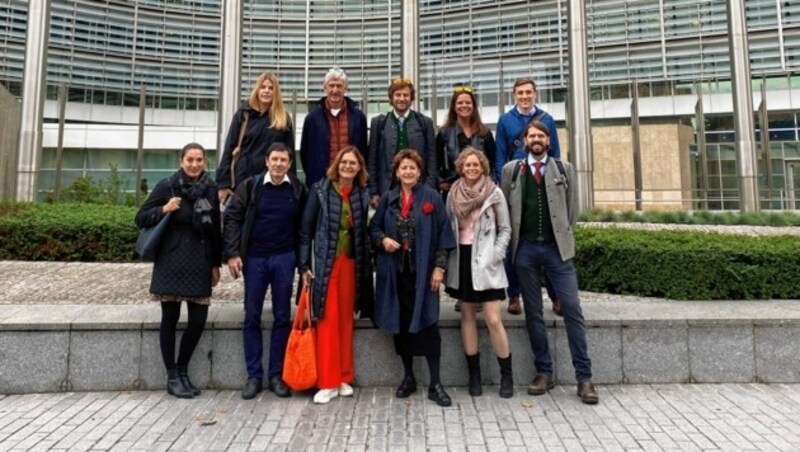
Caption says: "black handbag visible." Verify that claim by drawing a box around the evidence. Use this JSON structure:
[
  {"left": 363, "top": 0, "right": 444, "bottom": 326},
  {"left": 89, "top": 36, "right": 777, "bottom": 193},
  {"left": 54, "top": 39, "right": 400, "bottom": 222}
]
[{"left": 135, "top": 212, "right": 173, "bottom": 261}]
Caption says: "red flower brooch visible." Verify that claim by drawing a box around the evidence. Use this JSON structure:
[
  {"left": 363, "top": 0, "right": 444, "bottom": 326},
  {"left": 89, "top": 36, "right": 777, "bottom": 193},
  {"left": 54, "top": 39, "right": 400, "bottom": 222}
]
[{"left": 422, "top": 201, "right": 435, "bottom": 214}]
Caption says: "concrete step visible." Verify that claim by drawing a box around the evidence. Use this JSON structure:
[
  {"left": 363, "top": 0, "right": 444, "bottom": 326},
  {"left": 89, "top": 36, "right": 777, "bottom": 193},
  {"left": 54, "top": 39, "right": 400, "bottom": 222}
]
[{"left": 1, "top": 299, "right": 799, "bottom": 394}]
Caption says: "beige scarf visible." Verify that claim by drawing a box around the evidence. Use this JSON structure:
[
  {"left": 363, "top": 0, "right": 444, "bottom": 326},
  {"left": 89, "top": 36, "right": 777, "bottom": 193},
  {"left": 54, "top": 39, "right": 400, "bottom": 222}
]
[{"left": 450, "top": 175, "right": 495, "bottom": 222}]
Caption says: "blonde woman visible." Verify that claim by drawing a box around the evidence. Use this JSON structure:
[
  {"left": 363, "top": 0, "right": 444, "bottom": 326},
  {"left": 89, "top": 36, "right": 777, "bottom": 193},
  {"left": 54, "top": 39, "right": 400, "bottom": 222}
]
[{"left": 217, "top": 71, "right": 294, "bottom": 203}]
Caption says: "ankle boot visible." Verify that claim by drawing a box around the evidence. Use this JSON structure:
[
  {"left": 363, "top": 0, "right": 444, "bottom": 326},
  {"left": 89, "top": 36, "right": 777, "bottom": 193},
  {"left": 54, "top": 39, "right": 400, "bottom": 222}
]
[
  {"left": 497, "top": 354, "right": 514, "bottom": 398},
  {"left": 178, "top": 365, "right": 200, "bottom": 396},
  {"left": 167, "top": 368, "right": 193, "bottom": 399},
  {"left": 465, "top": 353, "right": 482, "bottom": 396}
]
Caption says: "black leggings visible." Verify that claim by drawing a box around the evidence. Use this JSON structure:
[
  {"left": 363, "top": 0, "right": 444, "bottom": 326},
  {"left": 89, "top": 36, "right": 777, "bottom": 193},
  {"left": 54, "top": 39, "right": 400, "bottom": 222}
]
[{"left": 160, "top": 302, "right": 208, "bottom": 371}]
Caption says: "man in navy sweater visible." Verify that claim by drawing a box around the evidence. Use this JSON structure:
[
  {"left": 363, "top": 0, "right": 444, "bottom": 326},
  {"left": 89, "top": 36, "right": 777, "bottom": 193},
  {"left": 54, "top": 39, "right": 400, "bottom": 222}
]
[
  {"left": 496, "top": 77, "right": 561, "bottom": 317},
  {"left": 300, "top": 67, "right": 367, "bottom": 187},
  {"left": 223, "top": 142, "right": 308, "bottom": 400}
]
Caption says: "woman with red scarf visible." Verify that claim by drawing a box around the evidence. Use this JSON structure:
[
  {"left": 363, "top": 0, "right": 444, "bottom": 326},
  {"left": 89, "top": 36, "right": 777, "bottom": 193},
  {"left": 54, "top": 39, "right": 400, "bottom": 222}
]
[
  {"left": 299, "top": 146, "right": 373, "bottom": 404},
  {"left": 369, "top": 149, "right": 456, "bottom": 407}
]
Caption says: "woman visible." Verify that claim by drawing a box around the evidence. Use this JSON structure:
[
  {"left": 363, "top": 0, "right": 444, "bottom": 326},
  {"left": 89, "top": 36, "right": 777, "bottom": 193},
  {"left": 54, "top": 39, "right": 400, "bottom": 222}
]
[
  {"left": 435, "top": 86, "right": 496, "bottom": 312},
  {"left": 135, "top": 142, "right": 222, "bottom": 399},
  {"left": 444, "top": 148, "right": 514, "bottom": 398},
  {"left": 298, "top": 146, "right": 373, "bottom": 404},
  {"left": 369, "top": 149, "right": 456, "bottom": 407},
  {"left": 436, "top": 85, "right": 496, "bottom": 196},
  {"left": 217, "top": 71, "right": 294, "bottom": 204}
]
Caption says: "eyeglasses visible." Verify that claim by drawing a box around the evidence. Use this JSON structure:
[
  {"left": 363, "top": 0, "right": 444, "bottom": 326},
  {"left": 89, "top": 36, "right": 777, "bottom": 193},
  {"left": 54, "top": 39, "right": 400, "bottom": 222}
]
[
  {"left": 453, "top": 85, "right": 474, "bottom": 94},
  {"left": 392, "top": 77, "right": 412, "bottom": 85}
]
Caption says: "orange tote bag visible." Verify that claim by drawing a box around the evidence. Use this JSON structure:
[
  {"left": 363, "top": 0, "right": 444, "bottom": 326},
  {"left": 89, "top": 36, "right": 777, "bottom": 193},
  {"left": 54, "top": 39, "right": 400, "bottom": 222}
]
[{"left": 283, "top": 286, "right": 317, "bottom": 391}]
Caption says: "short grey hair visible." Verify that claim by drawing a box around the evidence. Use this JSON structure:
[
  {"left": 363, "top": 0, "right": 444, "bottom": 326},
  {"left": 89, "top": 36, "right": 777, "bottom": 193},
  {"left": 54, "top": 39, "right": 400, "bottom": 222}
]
[{"left": 323, "top": 67, "right": 348, "bottom": 88}]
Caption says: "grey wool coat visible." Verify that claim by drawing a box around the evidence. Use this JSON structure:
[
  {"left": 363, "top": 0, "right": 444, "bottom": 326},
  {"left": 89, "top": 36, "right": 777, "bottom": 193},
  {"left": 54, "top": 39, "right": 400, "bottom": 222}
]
[
  {"left": 500, "top": 157, "right": 579, "bottom": 263},
  {"left": 445, "top": 185, "right": 511, "bottom": 291}
]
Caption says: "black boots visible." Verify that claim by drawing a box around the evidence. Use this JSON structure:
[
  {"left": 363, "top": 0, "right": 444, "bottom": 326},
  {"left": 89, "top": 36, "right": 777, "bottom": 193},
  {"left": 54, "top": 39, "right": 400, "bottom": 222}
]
[
  {"left": 498, "top": 354, "right": 514, "bottom": 398},
  {"left": 465, "top": 353, "right": 482, "bottom": 396},
  {"left": 167, "top": 367, "right": 193, "bottom": 399},
  {"left": 178, "top": 365, "right": 200, "bottom": 396}
]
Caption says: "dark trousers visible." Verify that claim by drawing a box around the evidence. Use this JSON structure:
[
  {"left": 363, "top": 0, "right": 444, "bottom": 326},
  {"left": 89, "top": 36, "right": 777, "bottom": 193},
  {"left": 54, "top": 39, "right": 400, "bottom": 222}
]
[
  {"left": 514, "top": 240, "right": 592, "bottom": 382},
  {"left": 505, "top": 249, "right": 558, "bottom": 301},
  {"left": 243, "top": 251, "right": 296, "bottom": 380}
]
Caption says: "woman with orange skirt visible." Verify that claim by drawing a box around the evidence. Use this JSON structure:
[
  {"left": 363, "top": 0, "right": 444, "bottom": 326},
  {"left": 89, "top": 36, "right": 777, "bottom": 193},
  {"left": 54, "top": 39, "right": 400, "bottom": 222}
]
[{"left": 298, "top": 146, "right": 373, "bottom": 404}]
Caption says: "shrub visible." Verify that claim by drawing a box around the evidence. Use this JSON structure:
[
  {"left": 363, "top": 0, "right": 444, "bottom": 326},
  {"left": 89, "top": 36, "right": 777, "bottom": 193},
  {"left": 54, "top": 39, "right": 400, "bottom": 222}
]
[
  {"left": 0, "top": 202, "right": 138, "bottom": 262},
  {"left": 574, "top": 227, "right": 800, "bottom": 300}
]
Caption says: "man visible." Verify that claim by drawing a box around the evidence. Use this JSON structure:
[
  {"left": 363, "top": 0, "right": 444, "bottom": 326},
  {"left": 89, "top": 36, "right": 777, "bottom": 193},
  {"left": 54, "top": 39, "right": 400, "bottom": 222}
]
[
  {"left": 495, "top": 77, "right": 561, "bottom": 316},
  {"left": 300, "top": 67, "right": 367, "bottom": 187},
  {"left": 223, "top": 142, "right": 308, "bottom": 400},
  {"left": 367, "top": 77, "right": 436, "bottom": 207},
  {"left": 500, "top": 121, "right": 598, "bottom": 405}
]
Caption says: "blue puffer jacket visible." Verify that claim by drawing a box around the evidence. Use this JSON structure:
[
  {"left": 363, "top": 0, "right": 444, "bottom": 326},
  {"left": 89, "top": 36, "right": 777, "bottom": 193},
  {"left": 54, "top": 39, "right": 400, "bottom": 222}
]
[{"left": 298, "top": 179, "right": 373, "bottom": 320}]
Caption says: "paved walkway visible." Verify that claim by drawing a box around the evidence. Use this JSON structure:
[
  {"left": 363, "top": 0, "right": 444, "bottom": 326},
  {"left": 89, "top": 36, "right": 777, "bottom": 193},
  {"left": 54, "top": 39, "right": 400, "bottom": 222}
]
[{"left": 1, "top": 384, "right": 799, "bottom": 451}]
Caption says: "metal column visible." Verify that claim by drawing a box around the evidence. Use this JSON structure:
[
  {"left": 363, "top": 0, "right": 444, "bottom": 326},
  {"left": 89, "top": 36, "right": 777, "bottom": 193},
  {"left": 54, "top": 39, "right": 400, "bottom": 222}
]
[
  {"left": 726, "top": 0, "right": 759, "bottom": 212},
  {"left": 15, "top": 0, "right": 50, "bottom": 201},
  {"left": 401, "top": 0, "right": 419, "bottom": 110},
  {"left": 567, "top": 0, "right": 594, "bottom": 210},
  {"left": 217, "top": 0, "right": 243, "bottom": 159}
]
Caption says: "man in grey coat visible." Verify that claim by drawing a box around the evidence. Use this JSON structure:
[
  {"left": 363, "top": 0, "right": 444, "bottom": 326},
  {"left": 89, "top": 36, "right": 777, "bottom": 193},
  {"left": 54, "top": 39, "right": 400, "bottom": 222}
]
[
  {"left": 500, "top": 121, "right": 598, "bottom": 405},
  {"left": 367, "top": 78, "right": 437, "bottom": 207}
]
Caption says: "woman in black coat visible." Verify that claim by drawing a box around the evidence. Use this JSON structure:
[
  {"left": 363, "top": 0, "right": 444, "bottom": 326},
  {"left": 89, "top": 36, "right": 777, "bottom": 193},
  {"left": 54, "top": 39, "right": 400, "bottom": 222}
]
[
  {"left": 298, "top": 146, "right": 373, "bottom": 404},
  {"left": 135, "top": 142, "right": 222, "bottom": 399}
]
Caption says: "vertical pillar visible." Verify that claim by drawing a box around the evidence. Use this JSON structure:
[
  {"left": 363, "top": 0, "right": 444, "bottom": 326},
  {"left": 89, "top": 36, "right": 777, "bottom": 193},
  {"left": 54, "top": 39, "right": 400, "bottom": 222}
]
[
  {"left": 16, "top": 0, "right": 50, "bottom": 201},
  {"left": 758, "top": 81, "right": 772, "bottom": 208},
  {"left": 401, "top": 0, "right": 419, "bottom": 110},
  {"left": 218, "top": 0, "right": 243, "bottom": 159},
  {"left": 567, "top": 0, "right": 594, "bottom": 210},
  {"left": 54, "top": 83, "right": 66, "bottom": 201},
  {"left": 631, "top": 82, "right": 643, "bottom": 211},
  {"left": 727, "top": 0, "right": 759, "bottom": 212},
  {"left": 135, "top": 86, "right": 146, "bottom": 206},
  {"left": 695, "top": 83, "right": 709, "bottom": 210}
]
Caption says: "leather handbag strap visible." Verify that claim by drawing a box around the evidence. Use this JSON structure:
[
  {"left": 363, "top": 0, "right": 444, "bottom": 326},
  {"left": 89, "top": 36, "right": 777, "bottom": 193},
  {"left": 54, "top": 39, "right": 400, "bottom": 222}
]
[{"left": 230, "top": 111, "right": 250, "bottom": 188}]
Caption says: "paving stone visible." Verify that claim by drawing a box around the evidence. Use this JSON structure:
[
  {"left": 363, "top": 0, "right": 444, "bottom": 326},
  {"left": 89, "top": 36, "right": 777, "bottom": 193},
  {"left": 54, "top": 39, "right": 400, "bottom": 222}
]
[
  {"left": 688, "top": 326, "right": 755, "bottom": 383},
  {"left": 754, "top": 325, "right": 800, "bottom": 383}
]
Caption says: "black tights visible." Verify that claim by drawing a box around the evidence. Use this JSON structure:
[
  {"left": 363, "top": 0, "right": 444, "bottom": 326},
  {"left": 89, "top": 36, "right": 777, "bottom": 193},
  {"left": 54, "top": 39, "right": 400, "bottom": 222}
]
[
  {"left": 160, "top": 302, "right": 208, "bottom": 371},
  {"left": 401, "top": 354, "right": 442, "bottom": 387}
]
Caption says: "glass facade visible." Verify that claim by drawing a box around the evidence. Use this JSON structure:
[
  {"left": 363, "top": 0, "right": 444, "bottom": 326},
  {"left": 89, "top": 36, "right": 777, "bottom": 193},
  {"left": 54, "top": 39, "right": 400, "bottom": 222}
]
[{"left": 1, "top": 0, "right": 799, "bottom": 207}]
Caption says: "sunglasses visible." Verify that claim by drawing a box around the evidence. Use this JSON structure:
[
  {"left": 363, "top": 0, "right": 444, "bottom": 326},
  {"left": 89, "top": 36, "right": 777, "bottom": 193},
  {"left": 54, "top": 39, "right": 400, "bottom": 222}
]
[
  {"left": 453, "top": 85, "right": 474, "bottom": 94},
  {"left": 392, "top": 77, "right": 412, "bottom": 85}
]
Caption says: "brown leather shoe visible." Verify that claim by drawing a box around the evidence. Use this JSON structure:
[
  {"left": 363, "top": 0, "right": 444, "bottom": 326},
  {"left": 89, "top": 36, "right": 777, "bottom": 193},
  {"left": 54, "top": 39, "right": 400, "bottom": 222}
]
[
  {"left": 577, "top": 381, "right": 599, "bottom": 404},
  {"left": 551, "top": 298, "right": 562, "bottom": 316},
  {"left": 507, "top": 296, "right": 522, "bottom": 315},
  {"left": 527, "top": 374, "right": 555, "bottom": 395}
]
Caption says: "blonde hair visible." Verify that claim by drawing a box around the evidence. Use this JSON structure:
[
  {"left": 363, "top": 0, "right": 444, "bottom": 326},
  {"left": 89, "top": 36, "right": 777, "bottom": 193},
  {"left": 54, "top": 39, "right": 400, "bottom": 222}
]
[
  {"left": 454, "top": 147, "right": 491, "bottom": 177},
  {"left": 248, "top": 71, "right": 290, "bottom": 131}
]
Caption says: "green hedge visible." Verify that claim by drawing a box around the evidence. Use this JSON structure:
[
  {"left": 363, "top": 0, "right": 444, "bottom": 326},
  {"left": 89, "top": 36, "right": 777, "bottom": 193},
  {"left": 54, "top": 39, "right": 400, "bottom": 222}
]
[
  {"left": 574, "top": 227, "right": 800, "bottom": 300},
  {"left": 2, "top": 203, "right": 799, "bottom": 300},
  {"left": 0, "top": 202, "right": 138, "bottom": 262}
]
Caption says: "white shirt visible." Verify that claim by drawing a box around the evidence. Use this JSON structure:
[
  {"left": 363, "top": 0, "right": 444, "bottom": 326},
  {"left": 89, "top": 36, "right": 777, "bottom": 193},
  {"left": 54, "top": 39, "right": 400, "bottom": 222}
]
[
  {"left": 527, "top": 154, "right": 548, "bottom": 178},
  {"left": 264, "top": 172, "right": 291, "bottom": 186}
]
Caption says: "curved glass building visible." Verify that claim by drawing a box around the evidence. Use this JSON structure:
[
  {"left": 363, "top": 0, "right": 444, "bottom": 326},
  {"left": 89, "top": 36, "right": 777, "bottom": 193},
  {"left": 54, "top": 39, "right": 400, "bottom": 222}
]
[{"left": 1, "top": 0, "right": 799, "bottom": 208}]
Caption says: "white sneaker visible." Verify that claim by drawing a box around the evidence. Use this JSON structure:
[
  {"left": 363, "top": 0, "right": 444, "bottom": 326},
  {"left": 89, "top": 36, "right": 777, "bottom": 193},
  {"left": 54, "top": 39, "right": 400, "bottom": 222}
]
[
  {"left": 313, "top": 388, "right": 339, "bottom": 404},
  {"left": 339, "top": 382, "right": 354, "bottom": 397}
]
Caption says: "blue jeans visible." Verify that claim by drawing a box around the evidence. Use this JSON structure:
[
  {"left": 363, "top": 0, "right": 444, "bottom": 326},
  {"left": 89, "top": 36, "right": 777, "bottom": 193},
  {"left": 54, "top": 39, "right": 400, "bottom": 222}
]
[
  {"left": 505, "top": 248, "right": 558, "bottom": 301},
  {"left": 514, "top": 240, "right": 592, "bottom": 382},
  {"left": 243, "top": 251, "right": 296, "bottom": 380}
]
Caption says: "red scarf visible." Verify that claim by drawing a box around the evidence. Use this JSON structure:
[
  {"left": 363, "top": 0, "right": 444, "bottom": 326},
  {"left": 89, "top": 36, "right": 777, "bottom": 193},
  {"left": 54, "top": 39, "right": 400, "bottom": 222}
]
[{"left": 400, "top": 190, "right": 413, "bottom": 219}]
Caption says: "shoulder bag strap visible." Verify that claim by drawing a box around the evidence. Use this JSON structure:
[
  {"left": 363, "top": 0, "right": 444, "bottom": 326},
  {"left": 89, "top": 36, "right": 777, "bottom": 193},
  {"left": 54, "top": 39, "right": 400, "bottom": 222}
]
[{"left": 230, "top": 111, "right": 250, "bottom": 189}]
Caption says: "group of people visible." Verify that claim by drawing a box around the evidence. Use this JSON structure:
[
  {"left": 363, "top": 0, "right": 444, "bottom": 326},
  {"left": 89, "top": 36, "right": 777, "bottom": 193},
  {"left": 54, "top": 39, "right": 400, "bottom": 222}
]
[{"left": 135, "top": 68, "right": 599, "bottom": 408}]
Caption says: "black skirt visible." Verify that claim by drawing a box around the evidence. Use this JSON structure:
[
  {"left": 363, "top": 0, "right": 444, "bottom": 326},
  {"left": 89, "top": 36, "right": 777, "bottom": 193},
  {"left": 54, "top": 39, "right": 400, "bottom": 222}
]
[
  {"left": 445, "top": 244, "right": 506, "bottom": 303},
  {"left": 393, "top": 269, "right": 441, "bottom": 357}
]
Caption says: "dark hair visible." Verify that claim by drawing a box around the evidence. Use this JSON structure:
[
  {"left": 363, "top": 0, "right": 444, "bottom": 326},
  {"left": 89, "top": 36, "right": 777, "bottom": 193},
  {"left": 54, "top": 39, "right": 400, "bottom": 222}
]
[
  {"left": 523, "top": 120, "right": 550, "bottom": 137},
  {"left": 181, "top": 142, "right": 205, "bottom": 159},
  {"left": 513, "top": 77, "right": 537, "bottom": 93},
  {"left": 265, "top": 142, "right": 293, "bottom": 161},
  {"left": 442, "top": 90, "right": 488, "bottom": 135},
  {"left": 391, "top": 148, "right": 424, "bottom": 174},
  {"left": 388, "top": 78, "right": 416, "bottom": 102},
  {"left": 326, "top": 145, "right": 369, "bottom": 188}
]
